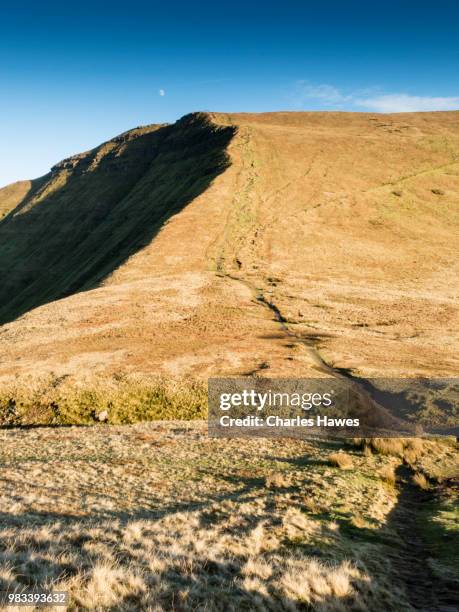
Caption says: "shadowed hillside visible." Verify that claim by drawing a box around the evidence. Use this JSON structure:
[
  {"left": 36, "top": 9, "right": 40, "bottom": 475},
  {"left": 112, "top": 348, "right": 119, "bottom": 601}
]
[{"left": 0, "top": 113, "right": 234, "bottom": 324}]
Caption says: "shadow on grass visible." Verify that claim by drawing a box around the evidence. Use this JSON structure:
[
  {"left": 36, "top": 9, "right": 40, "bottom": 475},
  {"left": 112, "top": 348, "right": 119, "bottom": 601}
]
[
  {"left": 0, "top": 458, "right": 457, "bottom": 609},
  {"left": 0, "top": 504, "right": 372, "bottom": 610},
  {"left": 0, "top": 113, "right": 235, "bottom": 324}
]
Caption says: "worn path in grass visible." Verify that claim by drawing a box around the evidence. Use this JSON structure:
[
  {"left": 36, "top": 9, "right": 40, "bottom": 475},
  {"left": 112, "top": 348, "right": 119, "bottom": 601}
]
[
  {"left": 218, "top": 262, "right": 458, "bottom": 611},
  {"left": 388, "top": 466, "right": 458, "bottom": 612}
]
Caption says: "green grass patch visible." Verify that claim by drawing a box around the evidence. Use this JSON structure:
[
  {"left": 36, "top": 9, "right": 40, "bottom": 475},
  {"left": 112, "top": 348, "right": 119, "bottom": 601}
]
[
  {"left": 0, "top": 376, "right": 207, "bottom": 426},
  {"left": 420, "top": 486, "right": 459, "bottom": 578}
]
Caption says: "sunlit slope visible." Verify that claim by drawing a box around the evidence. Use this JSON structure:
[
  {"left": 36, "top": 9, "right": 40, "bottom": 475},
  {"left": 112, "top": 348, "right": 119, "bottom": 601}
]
[
  {"left": 0, "top": 178, "right": 46, "bottom": 218},
  {"left": 203, "top": 111, "right": 459, "bottom": 377},
  {"left": 0, "top": 111, "right": 458, "bottom": 382}
]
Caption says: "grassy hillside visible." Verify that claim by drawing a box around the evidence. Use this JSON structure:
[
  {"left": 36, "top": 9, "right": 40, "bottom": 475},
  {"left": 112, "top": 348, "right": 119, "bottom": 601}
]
[
  {"left": 0, "top": 113, "right": 234, "bottom": 324},
  {"left": 0, "top": 112, "right": 457, "bottom": 610},
  {"left": 0, "top": 178, "right": 47, "bottom": 218},
  {"left": 0, "top": 111, "right": 457, "bottom": 388}
]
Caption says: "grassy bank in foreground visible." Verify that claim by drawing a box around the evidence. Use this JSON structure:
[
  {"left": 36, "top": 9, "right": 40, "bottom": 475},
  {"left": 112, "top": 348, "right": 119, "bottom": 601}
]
[
  {"left": 0, "top": 422, "right": 456, "bottom": 610},
  {"left": 0, "top": 376, "right": 207, "bottom": 425}
]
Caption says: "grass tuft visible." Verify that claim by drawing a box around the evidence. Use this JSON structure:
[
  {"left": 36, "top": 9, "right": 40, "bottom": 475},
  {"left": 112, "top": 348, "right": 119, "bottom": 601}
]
[
  {"left": 265, "top": 472, "right": 290, "bottom": 488},
  {"left": 412, "top": 472, "right": 430, "bottom": 490},
  {"left": 379, "top": 465, "right": 396, "bottom": 486},
  {"left": 328, "top": 452, "right": 354, "bottom": 470}
]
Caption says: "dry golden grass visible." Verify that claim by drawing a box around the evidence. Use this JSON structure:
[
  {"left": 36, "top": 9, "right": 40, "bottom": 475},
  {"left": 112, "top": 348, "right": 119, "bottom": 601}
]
[
  {"left": 0, "top": 422, "right": 421, "bottom": 611},
  {"left": 359, "top": 438, "right": 407, "bottom": 457},
  {"left": 351, "top": 437, "right": 444, "bottom": 465},
  {"left": 0, "top": 111, "right": 457, "bottom": 609},
  {"left": 0, "top": 112, "right": 458, "bottom": 388},
  {"left": 379, "top": 465, "right": 397, "bottom": 486},
  {"left": 412, "top": 472, "right": 430, "bottom": 490},
  {"left": 265, "top": 471, "right": 290, "bottom": 488},
  {"left": 328, "top": 452, "right": 354, "bottom": 470}
]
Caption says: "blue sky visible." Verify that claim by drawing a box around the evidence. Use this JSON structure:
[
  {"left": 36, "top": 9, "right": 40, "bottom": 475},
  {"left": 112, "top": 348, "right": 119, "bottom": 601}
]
[{"left": 1, "top": 0, "right": 458, "bottom": 187}]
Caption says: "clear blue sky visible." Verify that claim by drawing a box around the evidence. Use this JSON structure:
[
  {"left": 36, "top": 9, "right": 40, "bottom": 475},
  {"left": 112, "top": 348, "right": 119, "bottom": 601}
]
[{"left": 1, "top": 0, "right": 458, "bottom": 187}]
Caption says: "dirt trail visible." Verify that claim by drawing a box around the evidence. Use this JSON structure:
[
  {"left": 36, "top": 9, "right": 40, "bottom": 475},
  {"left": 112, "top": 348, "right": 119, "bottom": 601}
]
[
  {"left": 222, "top": 271, "right": 417, "bottom": 438},
  {"left": 212, "top": 127, "right": 457, "bottom": 607},
  {"left": 388, "top": 466, "right": 458, "bottom": 611},
  {"left": 234, "top": 275, "right": 335, "bottom": 373},
  {"left": 247, "top": 276, "right": 458, "bottom": 609},
  {"left": 226, "top": 269, "right": 458, "bottom": 608}
]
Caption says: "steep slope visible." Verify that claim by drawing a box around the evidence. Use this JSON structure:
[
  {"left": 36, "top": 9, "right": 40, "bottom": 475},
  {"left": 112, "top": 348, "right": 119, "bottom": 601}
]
[
  {"left": 0, "top": 111, "right": 458, "bottom": 386},
  {"left": 0, "top": 114, "right": 234, "bottom": 323}
]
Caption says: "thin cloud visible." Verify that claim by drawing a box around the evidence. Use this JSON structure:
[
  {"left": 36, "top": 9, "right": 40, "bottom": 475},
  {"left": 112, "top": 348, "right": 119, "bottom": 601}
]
[
  {"left": 355, "top": 94, "right": 459, "bottom": 112},
  {"left": 159, "top": 89, "right": 165, "bottom": 97},
  {"left": 293, "top": 81, "right": 459, "bottom": 112},
  {"left": 295, "top": 82, "right": 351, "bottom": 104}
]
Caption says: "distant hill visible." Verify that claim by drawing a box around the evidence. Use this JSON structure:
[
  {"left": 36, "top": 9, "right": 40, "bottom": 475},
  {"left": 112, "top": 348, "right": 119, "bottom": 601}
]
[
  {"left": 0, "top": 179, "right": 44, "bottom": 218},
  {"left": 0, "top": 110, "right": 458, "bottom": 383}
]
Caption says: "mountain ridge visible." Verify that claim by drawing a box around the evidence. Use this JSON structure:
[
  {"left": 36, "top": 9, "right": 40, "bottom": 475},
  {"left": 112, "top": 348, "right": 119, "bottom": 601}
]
[
  {"left": 0, "top": 110, "right": 458, "bottom": 385},
  {"left": 0, "top": 112, "right": 234, "bottom": 323}
]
